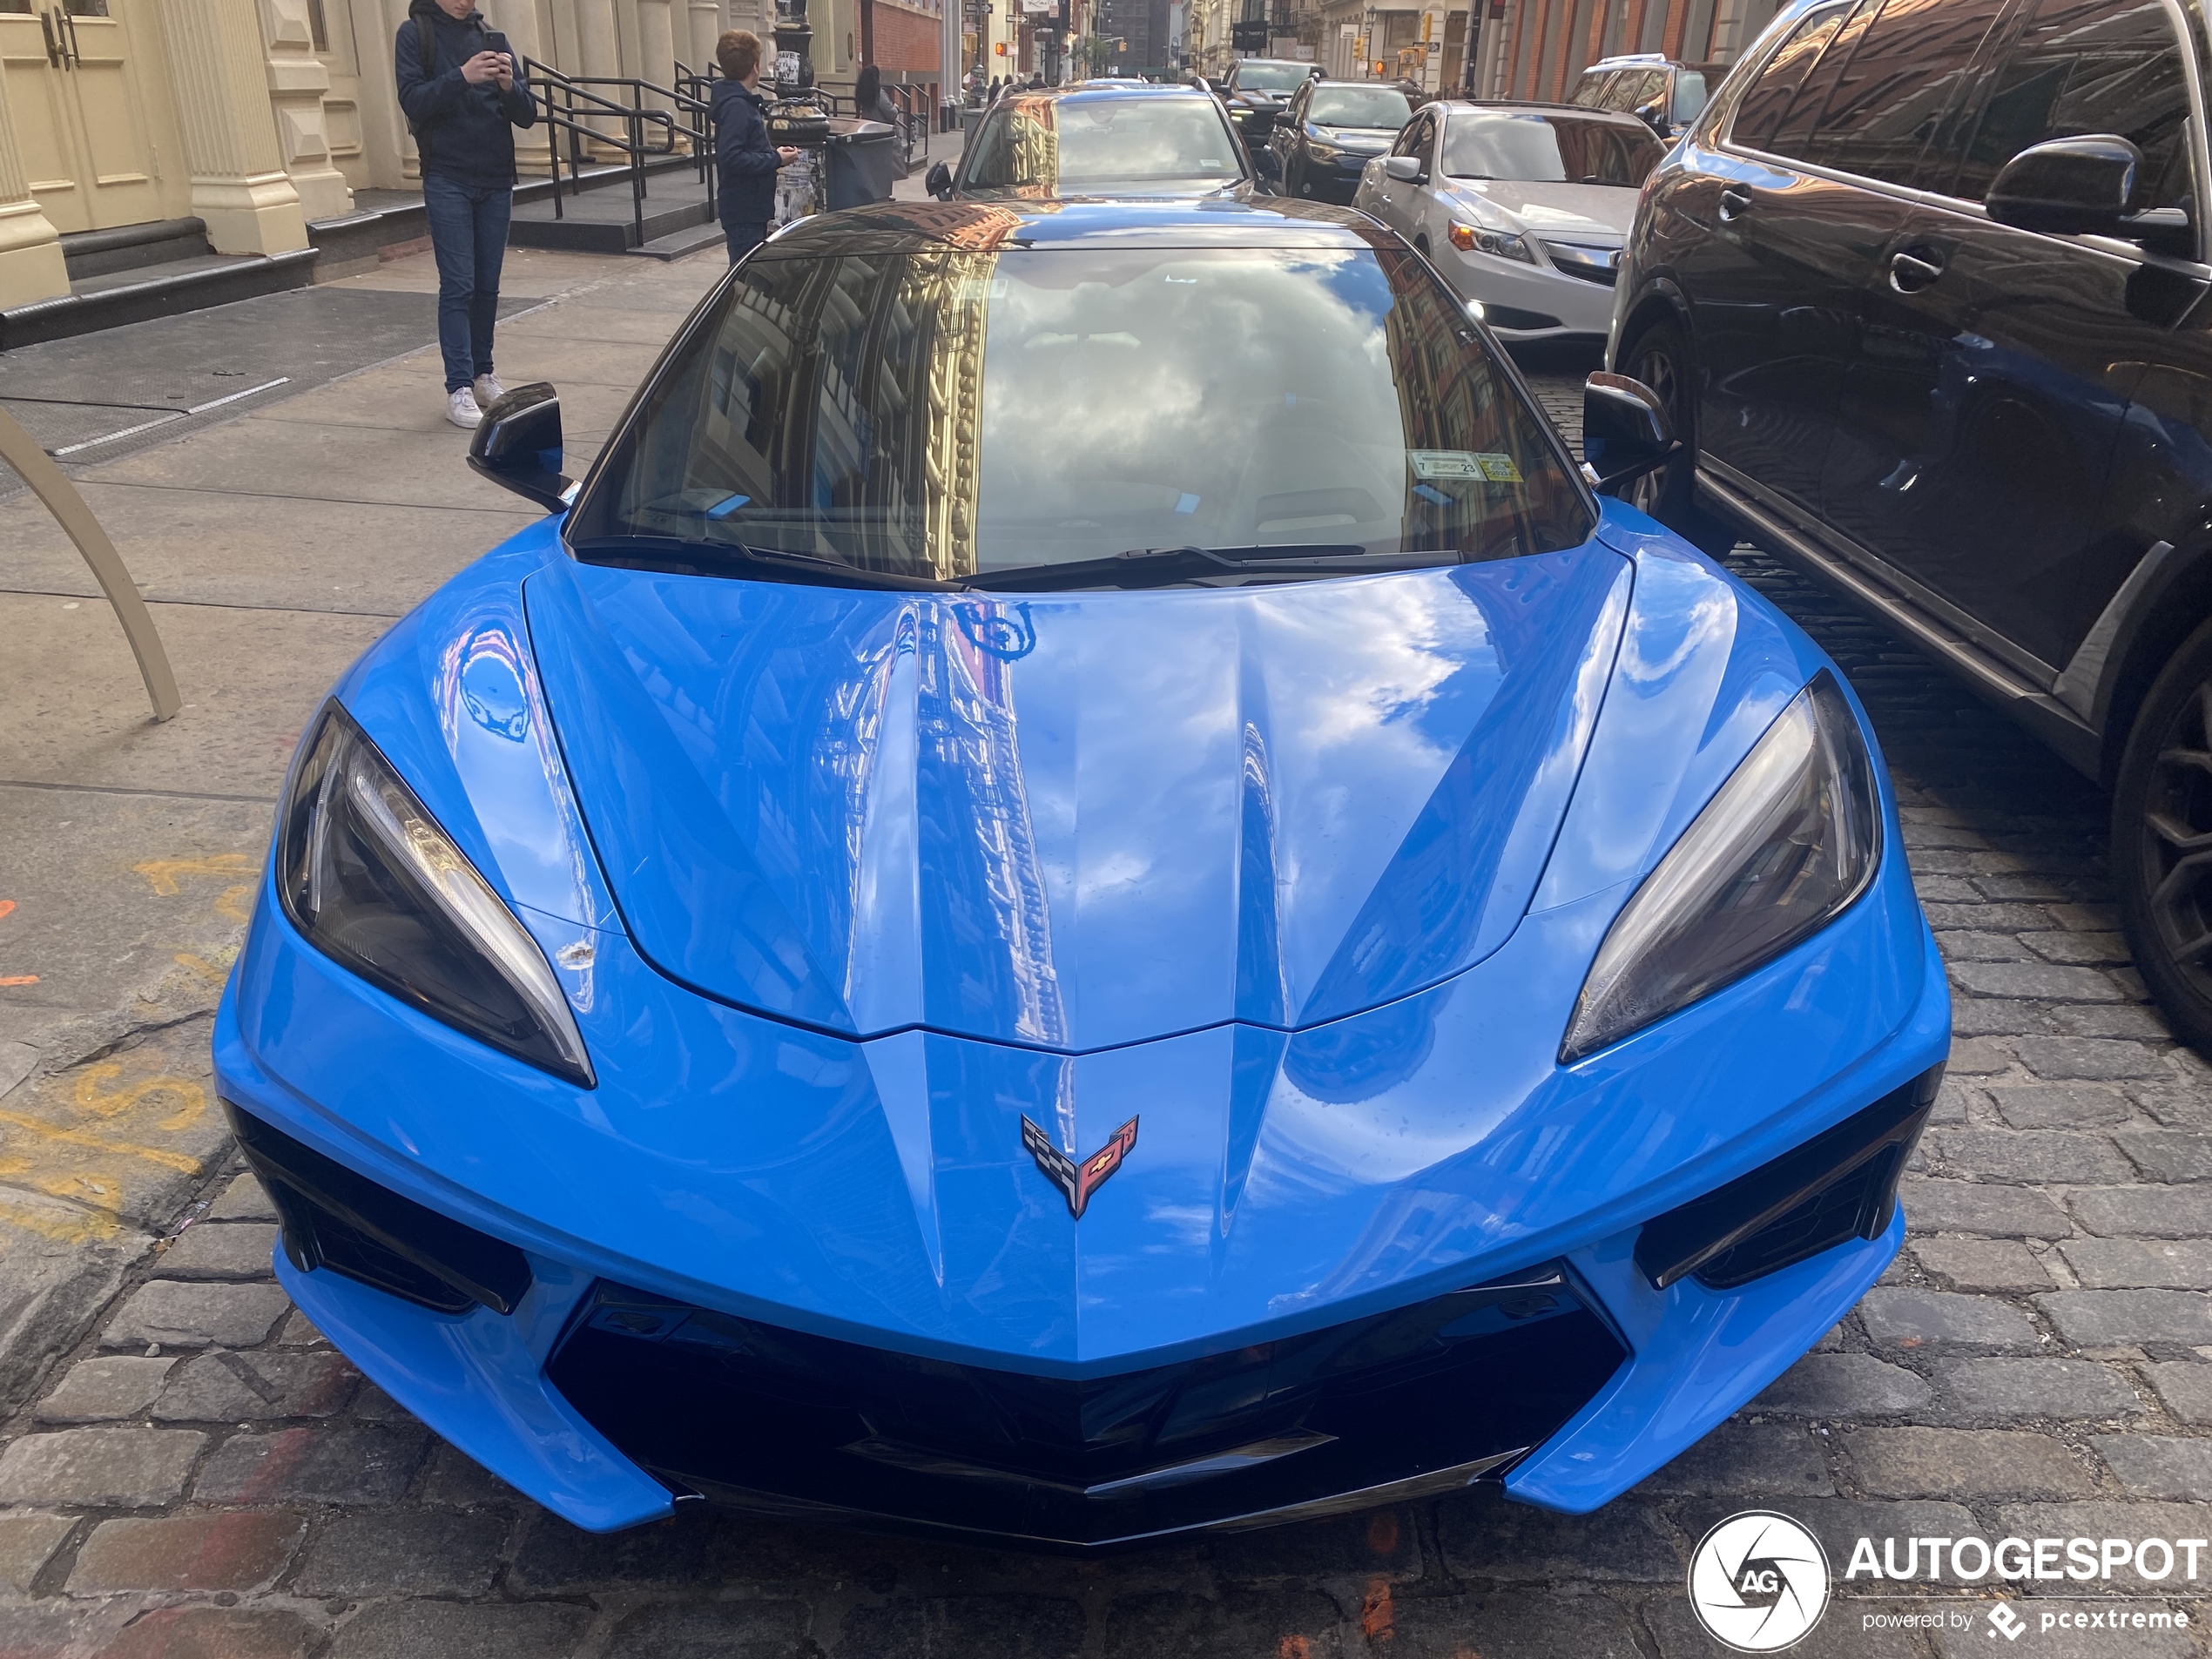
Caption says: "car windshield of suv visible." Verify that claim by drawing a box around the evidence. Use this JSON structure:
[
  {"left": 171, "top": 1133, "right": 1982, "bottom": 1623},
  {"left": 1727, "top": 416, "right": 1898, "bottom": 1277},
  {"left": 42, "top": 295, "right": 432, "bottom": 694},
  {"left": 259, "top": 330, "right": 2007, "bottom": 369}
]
[
  {"left": 1310, "top": 85, "right": 1412, "bottom": 127},
  {"left": 1236, "top": 62, "right": 1312, "bottom": 91},
  {"left": 961, "top": 95, "right": 1242, "bottom": 192},
  {"left": 570, "top": 245, "right": 1593, "bottom": 588},
  {"left": 1441, "top": 110, "right": 1662, "bottom": 184}
]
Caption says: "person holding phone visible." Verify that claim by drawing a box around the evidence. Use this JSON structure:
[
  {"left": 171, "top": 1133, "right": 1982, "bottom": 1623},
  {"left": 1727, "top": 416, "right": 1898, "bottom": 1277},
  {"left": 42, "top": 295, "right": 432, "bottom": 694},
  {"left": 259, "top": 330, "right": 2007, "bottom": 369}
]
[
  {"left": 395, "top": 0, "right": 536, "bottom": 429},
  {"left": 711, "top": 31, "right": 802, "bottom": 266}
]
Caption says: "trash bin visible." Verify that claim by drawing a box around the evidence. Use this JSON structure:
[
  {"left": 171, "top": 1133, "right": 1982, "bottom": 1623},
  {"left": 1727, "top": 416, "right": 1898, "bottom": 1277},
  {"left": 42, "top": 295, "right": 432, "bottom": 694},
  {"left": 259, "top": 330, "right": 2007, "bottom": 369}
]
[
  {"left": 961, "top": 105, "right": 986, "bottom": 150},
  {"left": 822, "top": 118, "right": 898, "bottom": 209}
]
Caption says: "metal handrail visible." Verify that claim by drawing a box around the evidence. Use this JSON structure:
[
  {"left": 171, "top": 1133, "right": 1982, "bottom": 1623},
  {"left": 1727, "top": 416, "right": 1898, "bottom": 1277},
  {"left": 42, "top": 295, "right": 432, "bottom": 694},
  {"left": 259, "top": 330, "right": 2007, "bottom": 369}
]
[{"left": 523, "top": 55, "right": 682, "bottom": 246}]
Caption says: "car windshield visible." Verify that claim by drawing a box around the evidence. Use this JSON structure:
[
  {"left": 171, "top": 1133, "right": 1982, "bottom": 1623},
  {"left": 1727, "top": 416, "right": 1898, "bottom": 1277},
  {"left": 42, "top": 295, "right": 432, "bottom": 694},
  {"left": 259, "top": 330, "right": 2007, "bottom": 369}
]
[
  {"left": 1310, "top": 85, "right": 1412, "bottom": 127},
  {"left": 961, "top": 95, "right": 1242, "bottom": 192},
  {"left": 1236, "top": 61, "right": 1312, "bottom": 91},
  {"left": 1441, "top": 110, "right": 1662, "bottom": 184},
  {"left": 1671, "top": 69, "right": 1708, "bottom": 123},
  {"left": 570, "top": 245, "right": 1592, "bottom": 588}
]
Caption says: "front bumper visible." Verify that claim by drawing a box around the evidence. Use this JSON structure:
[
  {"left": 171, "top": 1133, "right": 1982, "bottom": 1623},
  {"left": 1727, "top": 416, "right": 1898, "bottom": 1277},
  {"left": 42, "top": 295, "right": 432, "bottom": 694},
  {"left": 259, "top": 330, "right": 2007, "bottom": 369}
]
[
  {"left": 1435, "top": 239, "right": 1619, "bottom": 342},
  {"left": 216, "top": 824, "right": 1946, "bottom": 1547},
  {"left": 1296, "top": 149, "right": 1387, "bottom": 204}
]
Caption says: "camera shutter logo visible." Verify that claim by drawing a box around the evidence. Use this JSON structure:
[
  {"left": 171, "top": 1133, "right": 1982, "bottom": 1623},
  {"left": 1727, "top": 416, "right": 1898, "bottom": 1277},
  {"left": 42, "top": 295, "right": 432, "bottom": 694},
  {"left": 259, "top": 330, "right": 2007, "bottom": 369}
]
[{"left": 1688, "top": 1511, "right": 1831, "bottom": 1652}]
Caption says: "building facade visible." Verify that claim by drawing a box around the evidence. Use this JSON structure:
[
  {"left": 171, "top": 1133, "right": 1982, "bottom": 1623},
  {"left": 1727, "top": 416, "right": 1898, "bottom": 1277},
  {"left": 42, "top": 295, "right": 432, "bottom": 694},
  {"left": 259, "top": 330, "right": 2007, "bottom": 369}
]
[
  {"left": 0, "top": 0, "right": 946, "bottom": 314},
  {"left": 1182, "top": 0, "right": 1775, "bottom": 105}
]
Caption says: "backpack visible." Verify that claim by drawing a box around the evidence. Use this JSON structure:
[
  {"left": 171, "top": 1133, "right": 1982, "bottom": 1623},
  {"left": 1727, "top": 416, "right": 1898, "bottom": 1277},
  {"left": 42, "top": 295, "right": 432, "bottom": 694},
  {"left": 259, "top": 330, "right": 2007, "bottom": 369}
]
[{"left": 403, "top": 0, "right": 442, "bottom": 168}]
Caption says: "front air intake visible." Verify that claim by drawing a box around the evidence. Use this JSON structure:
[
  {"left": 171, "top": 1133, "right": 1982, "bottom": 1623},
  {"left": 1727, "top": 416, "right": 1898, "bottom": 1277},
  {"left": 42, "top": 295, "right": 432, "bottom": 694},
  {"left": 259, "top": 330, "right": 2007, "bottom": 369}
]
[
  {"left": 1634, "top": 1068, "right": 1942, "bottom": 1291},
  {"left": 225, "top": 1103, "right": 530, "bottom": 1316}
]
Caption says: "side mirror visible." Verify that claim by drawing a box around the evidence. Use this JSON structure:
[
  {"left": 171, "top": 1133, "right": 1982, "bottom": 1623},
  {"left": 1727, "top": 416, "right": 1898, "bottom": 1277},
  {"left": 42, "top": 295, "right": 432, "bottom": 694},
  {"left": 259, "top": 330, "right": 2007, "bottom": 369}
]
[
  {"left": 1582, "top": 371, "right": 1677, "bottom": 494},
  {"left": 1384, "top": 154, "right": 1421, "bottom": 182},
  {"left": 926, "top": 159, "right": 954, "bottom": 198},
  {"left": 1986, "top": 134, "right": 2140, "bottom": 238},
  {"left": 467, "top": 383, "right": 572, "bottom": 514},
  {"left": 1633, "top": 98, "right": 1667, "bottom": 133}
]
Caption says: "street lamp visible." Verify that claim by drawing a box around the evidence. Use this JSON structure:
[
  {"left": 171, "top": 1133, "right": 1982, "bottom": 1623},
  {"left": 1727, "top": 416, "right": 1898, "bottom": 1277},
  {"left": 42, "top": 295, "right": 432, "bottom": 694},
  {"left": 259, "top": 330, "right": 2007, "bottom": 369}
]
[
  {"left": 1360, "top": 4, "right": 1375, "bottom": 77},
  {"left": 774, "top": 0, "right": 816, "bottom": 91}
]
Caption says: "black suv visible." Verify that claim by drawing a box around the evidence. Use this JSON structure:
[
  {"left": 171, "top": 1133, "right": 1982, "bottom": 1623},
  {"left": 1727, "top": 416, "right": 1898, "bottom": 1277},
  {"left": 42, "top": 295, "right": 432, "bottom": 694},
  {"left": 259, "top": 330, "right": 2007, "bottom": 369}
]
[{"left": 1613, "top": 0, "right": 2212, "bottom": 1047}]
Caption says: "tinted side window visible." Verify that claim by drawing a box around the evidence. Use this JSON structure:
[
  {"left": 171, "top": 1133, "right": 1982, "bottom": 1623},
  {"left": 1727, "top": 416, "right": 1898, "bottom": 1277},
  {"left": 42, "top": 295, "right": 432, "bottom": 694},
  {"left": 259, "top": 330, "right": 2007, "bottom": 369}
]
[
  {"left": 1569, "top": 70, "right": 1612, "bottom": 105},
  {"left": 1730, "top": 2, "right": 1856, "bottom": 152},
  {"left": 1796, "top": 0, "right": 2007, "bottom": 186},
  {"left": 1951, "top": 0, "right": 2196, "bottom": 207},
  {"left": 1394, "top": 110, "right": 1434, "bottom": 159}
]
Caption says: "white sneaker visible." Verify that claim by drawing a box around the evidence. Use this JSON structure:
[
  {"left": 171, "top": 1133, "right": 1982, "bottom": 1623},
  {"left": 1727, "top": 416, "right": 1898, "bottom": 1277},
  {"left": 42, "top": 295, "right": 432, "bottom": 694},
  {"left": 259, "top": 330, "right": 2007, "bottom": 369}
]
[
  {"left": 446, "top": 388, "right": 482, "bottom": 429},
  {"left": 473, "top": 373, "right": 505, "bottom": 411}
]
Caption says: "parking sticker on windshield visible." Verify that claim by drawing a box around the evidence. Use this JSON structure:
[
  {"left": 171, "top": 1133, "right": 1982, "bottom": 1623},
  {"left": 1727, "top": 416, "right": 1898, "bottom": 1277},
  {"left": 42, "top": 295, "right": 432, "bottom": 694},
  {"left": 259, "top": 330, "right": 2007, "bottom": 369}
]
[{"left": 1409, "top": 450, "right": 1522, "bottom": 483}]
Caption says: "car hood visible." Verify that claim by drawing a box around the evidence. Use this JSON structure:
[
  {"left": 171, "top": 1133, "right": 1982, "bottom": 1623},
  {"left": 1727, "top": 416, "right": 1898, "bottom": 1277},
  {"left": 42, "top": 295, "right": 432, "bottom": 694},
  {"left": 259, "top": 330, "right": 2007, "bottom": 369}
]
[
  {"left": 1440, "top": 178, "right": 1636, "bottom": 239},
  {"left": 524, "top": 546, "right": 1630, "bottom": 1053}
]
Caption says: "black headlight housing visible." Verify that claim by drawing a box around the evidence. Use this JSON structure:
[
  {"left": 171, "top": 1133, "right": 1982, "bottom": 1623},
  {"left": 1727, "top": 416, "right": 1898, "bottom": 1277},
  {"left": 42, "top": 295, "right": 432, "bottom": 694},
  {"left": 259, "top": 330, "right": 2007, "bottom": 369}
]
[{"left": 277, "top": 703, "right": 594, "bottom": 1087}]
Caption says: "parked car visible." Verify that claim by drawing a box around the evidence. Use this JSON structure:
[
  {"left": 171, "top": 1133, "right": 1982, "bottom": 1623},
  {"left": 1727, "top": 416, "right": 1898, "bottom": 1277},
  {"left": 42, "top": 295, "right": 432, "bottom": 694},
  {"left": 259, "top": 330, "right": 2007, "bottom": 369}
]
[
  {"left": 1267, "top": 78, "right": 1413, "bottom": 202},
  {"left": 1568, "top": 53, "right": 1723, "bottom": 138},
  {"left": 927, "top": 84, "right": 1251, "bottom": 199},
  {"left": 1613, "top": 0, "right": 2212, "bottom": 1049},
  {"left": 1217, "top": 56, "right": 1322, "bottom": 152},
  {"left": 221, "top": 192, "right": 1948, "bottom": 1551},
  {"left": 1355, "top": 102, "right": 1662, "bottom": 344}
]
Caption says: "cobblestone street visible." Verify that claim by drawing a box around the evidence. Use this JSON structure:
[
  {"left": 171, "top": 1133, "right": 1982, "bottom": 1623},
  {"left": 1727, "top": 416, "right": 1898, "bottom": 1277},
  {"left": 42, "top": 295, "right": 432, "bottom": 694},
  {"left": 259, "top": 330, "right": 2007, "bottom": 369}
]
[{"left": 2, "top": 325, "right": 2209, "bottom": 1656}]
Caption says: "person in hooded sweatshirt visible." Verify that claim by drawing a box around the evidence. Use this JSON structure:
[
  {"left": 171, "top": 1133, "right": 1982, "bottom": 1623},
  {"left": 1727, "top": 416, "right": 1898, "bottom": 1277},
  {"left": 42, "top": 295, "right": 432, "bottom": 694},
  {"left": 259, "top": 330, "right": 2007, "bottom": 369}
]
[
  {"left": 395, "top": 0, "right": 536, "bottom": 430},
  {"left": 712, "top": 31, "right": 801, "bottom": 265}
]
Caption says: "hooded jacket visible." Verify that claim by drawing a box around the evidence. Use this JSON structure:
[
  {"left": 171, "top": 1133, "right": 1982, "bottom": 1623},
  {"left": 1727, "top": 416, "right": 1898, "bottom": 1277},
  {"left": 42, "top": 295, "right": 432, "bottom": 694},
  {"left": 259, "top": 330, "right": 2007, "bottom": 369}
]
[
  {"left": 395, "top": 4, "right": 536, "bottom": 187},
  {"left": 712, "top": 77, "right": 783, "bottom": 227}
]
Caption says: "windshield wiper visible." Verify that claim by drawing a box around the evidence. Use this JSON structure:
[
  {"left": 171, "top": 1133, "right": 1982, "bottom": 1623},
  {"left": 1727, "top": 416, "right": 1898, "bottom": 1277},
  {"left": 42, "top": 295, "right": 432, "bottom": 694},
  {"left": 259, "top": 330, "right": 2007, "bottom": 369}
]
[
  {"left": 967, "top": 544, "right": 1453, "bottom": 592},
  {"left": 569, "top": 533, "right": 969, "bottom": 592}
]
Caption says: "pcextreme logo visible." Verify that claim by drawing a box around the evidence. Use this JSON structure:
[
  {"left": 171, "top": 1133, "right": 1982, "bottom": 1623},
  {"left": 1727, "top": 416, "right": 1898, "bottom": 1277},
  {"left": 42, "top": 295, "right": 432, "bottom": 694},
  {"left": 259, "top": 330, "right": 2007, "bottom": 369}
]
[{"left": 1688, "top": 1511, "right": 1832, "bottom": 1652}]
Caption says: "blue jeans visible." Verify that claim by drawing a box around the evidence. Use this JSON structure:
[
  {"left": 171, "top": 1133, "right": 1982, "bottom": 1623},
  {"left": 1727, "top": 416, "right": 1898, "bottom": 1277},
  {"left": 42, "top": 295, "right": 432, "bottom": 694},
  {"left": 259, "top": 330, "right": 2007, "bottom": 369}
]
[
  {"left": 725, "top": 222, "right": 766, "bottom": 265},
  {"left": 423, "top": 173, "right": 512, "bottom": 394}
]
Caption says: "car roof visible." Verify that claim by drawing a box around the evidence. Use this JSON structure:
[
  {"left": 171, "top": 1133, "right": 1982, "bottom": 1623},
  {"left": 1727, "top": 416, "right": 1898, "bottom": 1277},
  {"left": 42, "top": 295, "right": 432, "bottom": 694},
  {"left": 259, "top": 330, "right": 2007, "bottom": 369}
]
[
  {"left": 994, "top": 83, "right": 1215, "bottom": 102},
  {"left": 757, "top": 197, "right": 1392, "bottom": 256},
  {"left": 1447, "top": 98, "right": 1662, "bottom": 127},
  {"left": 1232, "top": 58, "right": 1313, "bottom": 71}
]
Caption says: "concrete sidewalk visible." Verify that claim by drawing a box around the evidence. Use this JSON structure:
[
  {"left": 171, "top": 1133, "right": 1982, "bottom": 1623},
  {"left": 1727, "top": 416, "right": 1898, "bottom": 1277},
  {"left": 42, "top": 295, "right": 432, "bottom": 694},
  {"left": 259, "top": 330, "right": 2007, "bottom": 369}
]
[{"left": 0, "top": 240, "right": 724, "bottom": 1451}]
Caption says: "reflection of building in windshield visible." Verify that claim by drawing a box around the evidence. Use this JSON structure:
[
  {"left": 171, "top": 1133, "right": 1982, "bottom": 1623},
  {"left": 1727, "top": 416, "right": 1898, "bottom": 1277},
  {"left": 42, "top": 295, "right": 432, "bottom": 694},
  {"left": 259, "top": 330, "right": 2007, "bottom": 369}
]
[
  {"left": 1004, "top": 98, "right": 1062, "bottom": 193},
  {"left": 916, "top": 251, "right": 996, "bottom": 579}
]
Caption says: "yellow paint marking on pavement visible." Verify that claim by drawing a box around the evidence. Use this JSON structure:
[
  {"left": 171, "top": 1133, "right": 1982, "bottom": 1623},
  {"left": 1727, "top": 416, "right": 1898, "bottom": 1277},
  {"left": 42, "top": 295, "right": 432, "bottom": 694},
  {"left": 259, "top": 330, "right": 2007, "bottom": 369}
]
[
  {"left": 172, "top": 951, "right": 235, "bottom": 986},
  {"left": 214, "top": 883, "right": 255, "bottom": 924},
  {"left": 0, "top": 1194, "right": 119, "bottom": 1244},
  {"left": 72, "top": 1064, "right": 207, "bottom": 1132},
  {"left": 132, "top": 853, "right": 259, "bottom": 897},
  {"left": 0, "top": 1109, "right": 203, "bottom": 1172}
]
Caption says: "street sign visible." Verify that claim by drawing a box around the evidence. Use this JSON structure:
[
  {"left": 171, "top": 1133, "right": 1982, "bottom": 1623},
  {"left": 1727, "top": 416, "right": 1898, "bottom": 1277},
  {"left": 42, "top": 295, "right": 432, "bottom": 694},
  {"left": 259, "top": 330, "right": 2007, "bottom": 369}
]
[{"left": 1231, "top": 19, "right": 1267, "bottom": 50}]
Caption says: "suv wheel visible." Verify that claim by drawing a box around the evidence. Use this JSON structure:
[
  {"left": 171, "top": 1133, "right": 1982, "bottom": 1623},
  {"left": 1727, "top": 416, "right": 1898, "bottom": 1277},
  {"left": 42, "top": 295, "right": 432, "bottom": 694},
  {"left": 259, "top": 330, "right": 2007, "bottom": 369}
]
[
  {"left": 1617, "top": 318, "right": 1736, "bottom": 556},
  {"left": 2114, "top": 617, "right": 2212, "bottom": 1054}
]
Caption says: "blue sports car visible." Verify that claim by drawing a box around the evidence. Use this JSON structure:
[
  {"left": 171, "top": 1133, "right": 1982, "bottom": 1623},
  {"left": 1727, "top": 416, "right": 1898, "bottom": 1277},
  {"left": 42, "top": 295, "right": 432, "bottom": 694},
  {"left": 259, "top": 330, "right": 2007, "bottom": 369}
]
[{"left": 214, "top": 199, "right": 1947, "bottom": 1550}]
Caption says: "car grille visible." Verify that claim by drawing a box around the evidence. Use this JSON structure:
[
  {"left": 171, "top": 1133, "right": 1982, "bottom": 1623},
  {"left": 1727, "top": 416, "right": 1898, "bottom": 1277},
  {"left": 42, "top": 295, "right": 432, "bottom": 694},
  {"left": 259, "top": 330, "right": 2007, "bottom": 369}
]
[
  {"left": 547, "top": 1264, "right": 1629, "bottom": 1550},
  {"left": 1539, "top": 240, "right": 1622, "bottom": 286}
]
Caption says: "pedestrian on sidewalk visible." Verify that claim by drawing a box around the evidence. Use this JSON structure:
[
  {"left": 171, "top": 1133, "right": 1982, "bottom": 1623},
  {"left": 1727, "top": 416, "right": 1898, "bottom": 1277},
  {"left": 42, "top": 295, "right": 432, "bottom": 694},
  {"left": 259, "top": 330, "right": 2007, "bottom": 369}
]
[
  {"left": 395, "top": 0, "right": 536, "bottom": 431},
  {"left": 711, "top": 31, "right": 801, "bottom": 266}
]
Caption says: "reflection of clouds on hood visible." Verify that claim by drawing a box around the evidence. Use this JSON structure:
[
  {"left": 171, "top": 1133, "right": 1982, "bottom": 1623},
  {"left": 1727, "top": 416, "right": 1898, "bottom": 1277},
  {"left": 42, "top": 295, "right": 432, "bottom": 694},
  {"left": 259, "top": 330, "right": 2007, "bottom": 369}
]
[{"left": 1255, "top": 573, "right": 1493, "bottom": 761}]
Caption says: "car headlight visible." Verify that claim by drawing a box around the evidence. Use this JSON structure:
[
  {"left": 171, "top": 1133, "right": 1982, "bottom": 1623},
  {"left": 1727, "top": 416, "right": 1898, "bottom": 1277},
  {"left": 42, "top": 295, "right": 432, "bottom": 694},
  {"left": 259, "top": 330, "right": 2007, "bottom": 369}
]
[
  {"left": 1560, "top": 673, "right": 1881, "bottom": 1063},
  {"left": 278, "top": 704, "right": 595, "bottom": 1086},
  {"left": 1309, "top": 138, "right": 1341, "bottom": 161},
  {"left": 1447, "top": 221, "right": 1534, "bottom": 262}
]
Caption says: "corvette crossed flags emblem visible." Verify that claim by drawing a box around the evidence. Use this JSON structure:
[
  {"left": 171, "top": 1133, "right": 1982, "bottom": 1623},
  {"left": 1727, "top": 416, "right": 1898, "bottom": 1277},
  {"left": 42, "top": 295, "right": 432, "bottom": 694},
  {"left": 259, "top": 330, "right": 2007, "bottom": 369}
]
[{"left": 1021, "top": 1114, "right": 1138, "bottom": 1219}]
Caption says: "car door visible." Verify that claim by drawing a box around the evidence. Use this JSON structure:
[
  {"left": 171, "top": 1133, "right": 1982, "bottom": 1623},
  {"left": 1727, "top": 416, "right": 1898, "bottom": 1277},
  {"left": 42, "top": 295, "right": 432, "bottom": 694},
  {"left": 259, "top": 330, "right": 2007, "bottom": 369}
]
[
  {"left": 1817, "top": 0, "right": 2195, "bottom": 673},
  {"left": 1274, "top": 78, "right": 1311, "bottom": 185},
  {"left": 1373, "top": 108, "right": 1438, "bottom": 234},
  {"left": 1668, "top": 0, "right": 1884, "bottom": 509}
]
